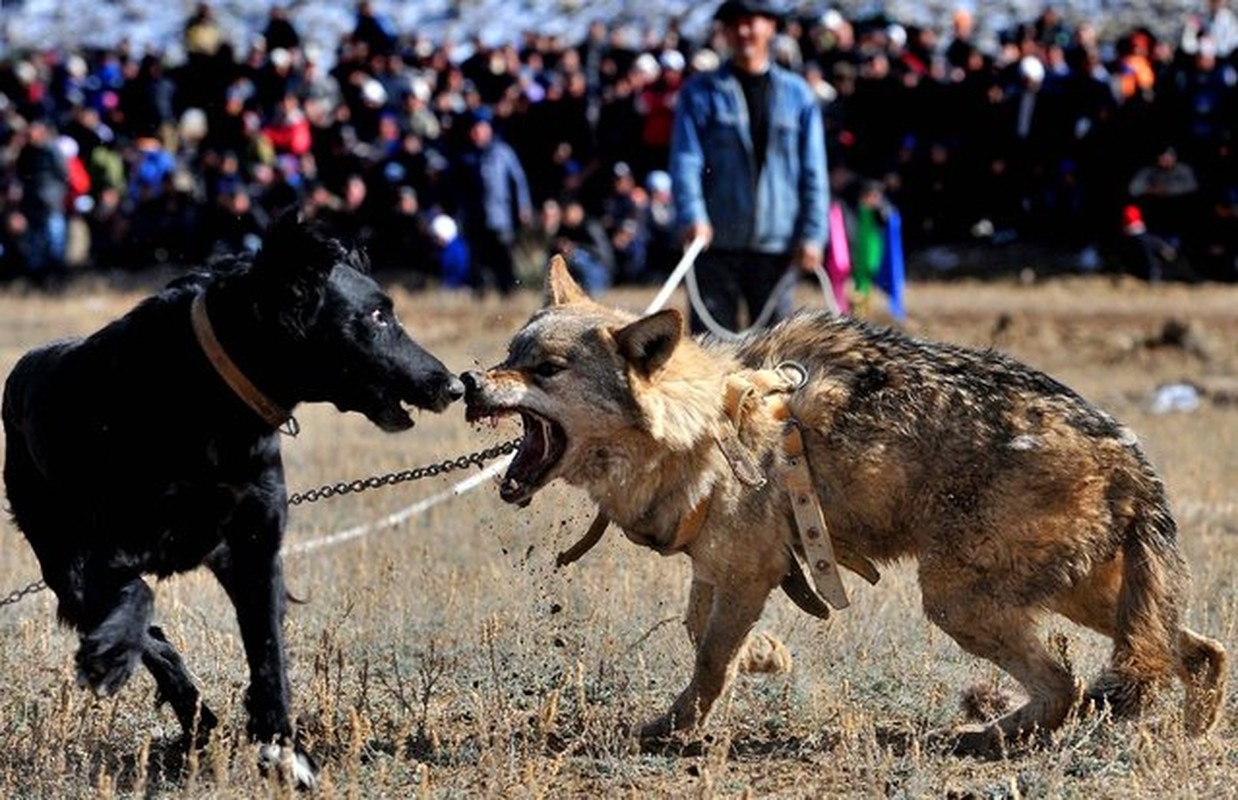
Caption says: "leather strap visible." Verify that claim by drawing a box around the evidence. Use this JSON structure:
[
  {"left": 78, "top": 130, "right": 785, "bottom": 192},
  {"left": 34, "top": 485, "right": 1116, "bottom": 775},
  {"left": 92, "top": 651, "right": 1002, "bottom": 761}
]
[
  {"left": 191, "top": 292, "right": 297, "bottom": 435},
  {"left": 556, "top": 511, "right": 609, "bottom": 568},
  {"left": 782, "top": 419, "right": 851, "bottom": 609}
]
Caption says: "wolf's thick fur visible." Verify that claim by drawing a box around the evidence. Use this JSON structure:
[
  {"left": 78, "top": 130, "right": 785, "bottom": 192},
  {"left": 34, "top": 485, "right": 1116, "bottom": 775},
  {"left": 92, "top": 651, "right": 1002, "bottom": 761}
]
[
  {"left": 463, "top": 259, "right": 1226, "bottom": 753},
  {"left": 3, "top": 214, "right": 464, "bottom": 786}
]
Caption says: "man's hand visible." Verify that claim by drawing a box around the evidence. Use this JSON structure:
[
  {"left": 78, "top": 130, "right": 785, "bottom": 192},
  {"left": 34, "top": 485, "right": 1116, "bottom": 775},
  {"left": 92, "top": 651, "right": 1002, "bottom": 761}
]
[
  {"left": 682, "top": 221, "right": 713, "bottom": 249},
  {"left": 794, "top": 241, "right": 824, "bottom": 273}
]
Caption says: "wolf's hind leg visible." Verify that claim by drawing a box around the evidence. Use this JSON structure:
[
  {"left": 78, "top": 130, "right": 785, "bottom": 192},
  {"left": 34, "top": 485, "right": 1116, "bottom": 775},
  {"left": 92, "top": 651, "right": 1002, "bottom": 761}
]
[
  {"left": 1048, "top": 555, "right": 1151, "bottom": 718},
  {"left": 924, "top": 587, "right": 1078, "bottom": 754},
  {"left": 1051, "top": 553, "right": 1226, "bottom": 732},
  {"left": 1178, "top": 628, "right": 1227, "bottom": 735}
]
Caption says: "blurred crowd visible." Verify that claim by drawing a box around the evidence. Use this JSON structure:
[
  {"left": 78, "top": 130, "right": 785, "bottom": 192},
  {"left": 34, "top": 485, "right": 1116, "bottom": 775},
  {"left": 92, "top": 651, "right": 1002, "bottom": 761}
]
[{"left": 0, "top": 0, "right": 1235, "bottom": 289}]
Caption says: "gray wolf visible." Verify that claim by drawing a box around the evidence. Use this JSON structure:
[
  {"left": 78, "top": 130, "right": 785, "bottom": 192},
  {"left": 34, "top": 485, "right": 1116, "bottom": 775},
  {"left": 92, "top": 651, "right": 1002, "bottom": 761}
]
[
  {"left": 462, "top": 257, "right": 1226, "bottom": 754},
  {"left": 2, "top": 213, "right": 464, "bottom": 786}
]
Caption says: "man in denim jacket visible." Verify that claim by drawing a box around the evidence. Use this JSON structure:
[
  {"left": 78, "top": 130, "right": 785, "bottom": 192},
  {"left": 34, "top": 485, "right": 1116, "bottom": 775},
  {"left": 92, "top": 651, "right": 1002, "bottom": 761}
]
[{"left": 669, "top": 0, "right": 828, "bottom": 335}]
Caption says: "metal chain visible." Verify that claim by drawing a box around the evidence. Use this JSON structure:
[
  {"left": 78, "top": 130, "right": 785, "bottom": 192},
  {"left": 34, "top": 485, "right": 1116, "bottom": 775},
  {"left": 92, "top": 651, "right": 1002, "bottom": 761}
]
[
  {"left": 0, "top": 579, "right": 47, "bottom": 609},
  {"left": 1, "top": 437, "right": 523, "bottom": 610},
  {"left": 287, "top": 436, "right": 522, "bottom": 506}
]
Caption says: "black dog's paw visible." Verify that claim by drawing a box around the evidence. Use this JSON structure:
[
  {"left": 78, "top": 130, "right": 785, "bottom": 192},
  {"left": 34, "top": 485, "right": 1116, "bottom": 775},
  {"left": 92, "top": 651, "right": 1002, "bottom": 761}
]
[
  {"left": 171, "top": 702, "right": 219, "bottom": 752},
  {"left": 258, "top": 743, "right": 317, "bottom": 790},
  {"left": 75, "top": 630, "right": 142, "bottom": 695}
]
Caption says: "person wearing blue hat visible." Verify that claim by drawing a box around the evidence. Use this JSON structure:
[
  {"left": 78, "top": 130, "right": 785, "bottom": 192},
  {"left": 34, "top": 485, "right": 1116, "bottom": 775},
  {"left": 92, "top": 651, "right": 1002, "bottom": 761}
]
[{"left": 669, "top": 0, "right": 829, "bottom": 335}]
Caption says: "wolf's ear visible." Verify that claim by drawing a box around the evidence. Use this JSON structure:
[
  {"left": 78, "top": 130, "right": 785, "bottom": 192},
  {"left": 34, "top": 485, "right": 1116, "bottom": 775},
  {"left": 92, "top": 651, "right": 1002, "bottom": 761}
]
[
  {"left": 613, "top": 309, "right": 683, "bottom": 377},
  {"left": 545, "top": 254, "right": 589, "bottom": 306}
]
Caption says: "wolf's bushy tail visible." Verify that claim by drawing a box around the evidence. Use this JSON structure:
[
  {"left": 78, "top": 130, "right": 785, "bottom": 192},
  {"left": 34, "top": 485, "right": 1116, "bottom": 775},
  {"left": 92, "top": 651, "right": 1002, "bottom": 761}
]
[{"left": 1090, "top": 503, "right": 1227, "bottom": 732}]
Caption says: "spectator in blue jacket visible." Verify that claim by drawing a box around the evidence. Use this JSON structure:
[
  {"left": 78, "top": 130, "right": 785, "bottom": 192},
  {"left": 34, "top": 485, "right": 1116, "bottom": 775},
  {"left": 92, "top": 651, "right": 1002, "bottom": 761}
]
[
  {"left": 669, "top": 0, "right": 829, "bottom": 335},
  {"left": 449, "top": 107, "right": 533, "bottom": 296}
]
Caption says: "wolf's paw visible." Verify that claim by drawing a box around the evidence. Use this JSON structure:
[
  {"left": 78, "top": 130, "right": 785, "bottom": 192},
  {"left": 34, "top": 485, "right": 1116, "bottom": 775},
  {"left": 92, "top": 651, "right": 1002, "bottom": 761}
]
[
  {"left": 925, "top": 723, "right": 1006, "bottom": 759},
  {"left": 258, "top": 743, "right": 317, "bottom": 790},
  {"left": 75, "top": 631, "right": 142, "bottom": 696},
  {"left": 630, "top": 715, "right": 703, "bottom": 755},
  {"left": 739, "top": 632, "right": 792, "bottom": 675},
  {"left": 960, "top": 682, "right": 1019, "bottom": 722},
  {"left": 637, "top": 713, "right": 676, "bottom": 741}
]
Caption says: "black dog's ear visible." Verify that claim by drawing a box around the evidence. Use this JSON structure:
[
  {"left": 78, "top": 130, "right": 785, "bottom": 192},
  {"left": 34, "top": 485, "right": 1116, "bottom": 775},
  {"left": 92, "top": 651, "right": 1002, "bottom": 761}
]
[
  {"left": 613, "top": 309, "right": 683, "bottom": 377},
  {"left": 251, "top": 209, "right": 342, "bottom": 334}
]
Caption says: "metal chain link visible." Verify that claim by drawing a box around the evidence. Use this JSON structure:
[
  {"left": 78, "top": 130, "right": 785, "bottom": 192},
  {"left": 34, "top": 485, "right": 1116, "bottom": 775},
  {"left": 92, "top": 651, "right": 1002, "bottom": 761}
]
[
  {"left": 0, "top": 579, "right": 47, "bottom": 609},
  {"left": 287, "top": 436, "right": 522, "bottom": 506},
  {"left": 2, "top": 437, "right": 524, "bottom": 610}
]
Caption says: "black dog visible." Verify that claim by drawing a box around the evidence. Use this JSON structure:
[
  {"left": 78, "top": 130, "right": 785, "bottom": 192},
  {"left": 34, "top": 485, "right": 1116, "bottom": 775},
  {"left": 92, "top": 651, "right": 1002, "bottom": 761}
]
[{"left": 2, "top": 213, "right": 463, "bottom": 787}]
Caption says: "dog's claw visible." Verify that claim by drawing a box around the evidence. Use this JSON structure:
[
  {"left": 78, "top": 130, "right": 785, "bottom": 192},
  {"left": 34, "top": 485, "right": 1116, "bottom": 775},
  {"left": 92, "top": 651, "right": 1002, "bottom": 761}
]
[
  {"left": 258, "top": 743, "right": 318, "bottom": 790},
  {"left": 177, "top": 705, "right": 219, "bottom": 751},
  {"left": 75, "top": 638, "right": 141, "bottom": 696}
]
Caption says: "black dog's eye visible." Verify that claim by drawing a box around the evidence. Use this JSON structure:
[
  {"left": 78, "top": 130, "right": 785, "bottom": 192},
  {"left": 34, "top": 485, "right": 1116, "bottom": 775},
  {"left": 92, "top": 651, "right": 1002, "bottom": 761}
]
[
  {"left": 534, "top": 361, "right": 565, "bottom": 378},
  {"left": 370, "top": 308, "right": 390, "bottom": 328}
]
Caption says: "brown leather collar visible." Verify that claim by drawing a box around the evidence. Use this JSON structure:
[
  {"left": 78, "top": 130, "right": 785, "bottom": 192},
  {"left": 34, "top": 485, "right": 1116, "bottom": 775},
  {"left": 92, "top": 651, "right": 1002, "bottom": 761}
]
[
  {"left": 191, "top": 292, "right": 298, "bottom": 435},
  {"left": 556, "top": 491, "right": 711, "bottom": 566},
  {"left": 658, "top": 490, "right": 713, "bottom": 554}
]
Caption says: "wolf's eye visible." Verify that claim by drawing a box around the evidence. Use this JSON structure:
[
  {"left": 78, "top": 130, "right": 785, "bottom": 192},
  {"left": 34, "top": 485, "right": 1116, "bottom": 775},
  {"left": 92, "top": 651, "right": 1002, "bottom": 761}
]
[
  {"left": 534, "top": 361, "right": 565, "bottom": 378},
  {"left": 370, "top": 308, "right": 390, "bottom": 328}
]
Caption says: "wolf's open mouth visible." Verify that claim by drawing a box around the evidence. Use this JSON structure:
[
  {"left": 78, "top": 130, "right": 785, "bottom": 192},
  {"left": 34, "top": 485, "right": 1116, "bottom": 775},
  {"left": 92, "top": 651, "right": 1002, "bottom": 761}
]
[{"left": 467, "top": 406, "right": 566, "bottom": 505}]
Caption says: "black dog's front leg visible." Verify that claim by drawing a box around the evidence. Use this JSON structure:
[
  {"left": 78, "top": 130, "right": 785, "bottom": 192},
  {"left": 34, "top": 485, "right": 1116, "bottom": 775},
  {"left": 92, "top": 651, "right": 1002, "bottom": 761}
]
[
  {"left": 208, "top": 537, "right": 316, "bottom": 789},
  {"left": 207, "top": 540, "right": 291, "bottom": 741}
]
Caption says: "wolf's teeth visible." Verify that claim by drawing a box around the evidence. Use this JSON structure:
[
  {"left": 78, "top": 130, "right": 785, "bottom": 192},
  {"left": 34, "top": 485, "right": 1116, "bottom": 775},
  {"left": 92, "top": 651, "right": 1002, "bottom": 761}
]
[{"left": 538, "top": 416, "right": 552, "bottom": 461}]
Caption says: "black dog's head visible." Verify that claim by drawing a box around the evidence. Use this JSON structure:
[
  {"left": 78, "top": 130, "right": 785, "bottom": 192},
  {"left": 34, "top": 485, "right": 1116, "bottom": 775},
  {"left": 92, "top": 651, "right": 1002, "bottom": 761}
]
[{"left": 235, "top": 211, "right": 464, "bottom": 431}]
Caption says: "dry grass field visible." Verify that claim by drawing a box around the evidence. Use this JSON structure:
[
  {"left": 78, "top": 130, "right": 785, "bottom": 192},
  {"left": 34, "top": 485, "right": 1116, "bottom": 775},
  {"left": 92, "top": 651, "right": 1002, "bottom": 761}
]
[{"left": 0, "top": 272, "right": 1235, "bottom": 798}]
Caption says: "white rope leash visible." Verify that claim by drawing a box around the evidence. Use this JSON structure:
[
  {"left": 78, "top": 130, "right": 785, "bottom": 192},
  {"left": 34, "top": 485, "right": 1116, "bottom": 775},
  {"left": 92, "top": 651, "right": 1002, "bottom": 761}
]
[
  {"left": 673, "top": 238, "right": 842, "bottom": 341},
  {"left": 685, "top": 262, "right": 796, "bottom": 340},
  {"left": 285, "top": 458, "right": 508, "bottom": 556},
  {"left": 645, "top": 235, "right": 707, "bottom": 314}
]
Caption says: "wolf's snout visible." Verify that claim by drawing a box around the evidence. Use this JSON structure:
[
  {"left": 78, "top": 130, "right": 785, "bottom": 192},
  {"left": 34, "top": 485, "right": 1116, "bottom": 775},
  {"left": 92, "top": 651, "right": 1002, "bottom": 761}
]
[{"left": 461, "top": 370, "right": 484, "bottom": 397}]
